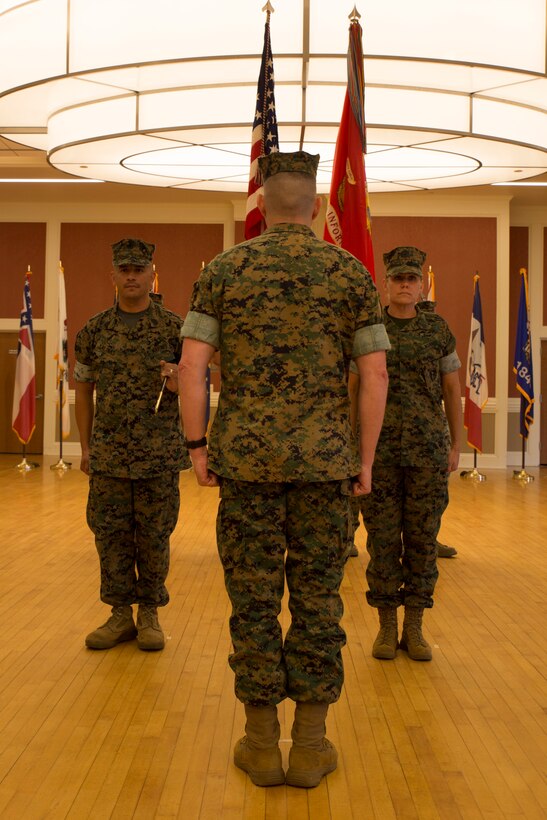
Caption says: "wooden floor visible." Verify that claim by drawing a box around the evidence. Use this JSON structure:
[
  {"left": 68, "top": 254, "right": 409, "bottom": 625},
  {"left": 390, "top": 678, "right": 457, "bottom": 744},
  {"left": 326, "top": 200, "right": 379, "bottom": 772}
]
[{"left": 0, "top": 455, "right": 545, "bottom": 819}]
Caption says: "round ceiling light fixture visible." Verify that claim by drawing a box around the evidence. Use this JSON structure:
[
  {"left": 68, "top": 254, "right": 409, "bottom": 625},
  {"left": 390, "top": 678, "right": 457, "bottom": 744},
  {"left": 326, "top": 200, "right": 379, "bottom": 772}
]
[{"left": 0, "top": 0, "right": 545, "bottom": 193}]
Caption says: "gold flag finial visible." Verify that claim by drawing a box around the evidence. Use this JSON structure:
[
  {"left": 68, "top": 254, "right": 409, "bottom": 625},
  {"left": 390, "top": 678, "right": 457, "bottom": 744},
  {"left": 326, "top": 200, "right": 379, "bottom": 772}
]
[
  {"left": 262, "top": 1, "right": 274, "bottom": 14},
  {"left": 426, "top": 266, "right": 435, "bottom": 301},
  {"left": 349, "top": 6, "right": 361, "bottom": 22}
]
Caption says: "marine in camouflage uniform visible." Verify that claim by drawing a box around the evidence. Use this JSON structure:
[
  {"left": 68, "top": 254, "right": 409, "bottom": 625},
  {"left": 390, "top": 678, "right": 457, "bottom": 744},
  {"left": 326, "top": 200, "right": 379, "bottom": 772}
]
[
  {"left": 357, "top": 246, "right": 462, "bottom": 662},
  {"left": 348, "top": 299, "right": 459, "bottom": 559},
  {"left": 74, "top": 238, "right": 188, "bottom": 651},
  {"left": 179, "top": 151, "right": 389, "bottom": 787}
]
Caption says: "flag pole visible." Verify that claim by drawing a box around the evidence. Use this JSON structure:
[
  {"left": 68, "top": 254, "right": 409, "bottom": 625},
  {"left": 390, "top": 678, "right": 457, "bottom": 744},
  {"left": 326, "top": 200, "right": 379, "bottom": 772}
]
[
  {"left": 513, "top": 440, "right": 534, "bottom": 482},
  {"left": 50, "top": 377, "right": 71, "bottom": 471},
  {"left": 15, "top": 443, "right": 38, "bottom": 472},
  {"left": 460, "top": 450, "right": 486, "bottom": 481}
]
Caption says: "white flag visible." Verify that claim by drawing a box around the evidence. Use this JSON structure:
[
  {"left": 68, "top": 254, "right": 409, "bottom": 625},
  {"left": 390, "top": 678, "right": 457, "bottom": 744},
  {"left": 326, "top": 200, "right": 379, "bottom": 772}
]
[
  {"left": 55, "top": 263, "right": 70, "bottom": 438},
  {"left": 464, "top": 275, "right": 488, "bottom": 452}
]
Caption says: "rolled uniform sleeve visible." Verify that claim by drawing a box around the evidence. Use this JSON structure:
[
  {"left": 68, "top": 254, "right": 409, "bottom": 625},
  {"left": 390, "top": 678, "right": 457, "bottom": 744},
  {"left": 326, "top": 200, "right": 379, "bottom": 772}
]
[
  {"left": 181, "top": 273, "right": 220, "bottom": 348},
  {"left": 352, "top": 323, "right": 390, "bottom": 358},
  {"left": 73, "top": 360, "right": 96, "bottom": 382},
  {"left": 440, "top": 350, "right": 461, "bottom": 374},
  {"left": 181, "top": 310, "right": 219, "bottom": 348}
]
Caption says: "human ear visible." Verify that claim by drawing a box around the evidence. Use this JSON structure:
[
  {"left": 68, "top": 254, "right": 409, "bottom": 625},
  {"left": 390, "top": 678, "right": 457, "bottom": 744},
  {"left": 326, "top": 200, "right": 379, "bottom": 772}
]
[{"left": 311, "top": 195, "right": 322, "bottom": 220}]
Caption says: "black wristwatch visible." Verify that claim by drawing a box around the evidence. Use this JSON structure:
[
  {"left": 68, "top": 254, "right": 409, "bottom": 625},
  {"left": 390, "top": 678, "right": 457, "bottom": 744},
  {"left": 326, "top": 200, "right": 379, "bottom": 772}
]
[{"left": 185, "top": 436, "right": 207, "bottom": 449}]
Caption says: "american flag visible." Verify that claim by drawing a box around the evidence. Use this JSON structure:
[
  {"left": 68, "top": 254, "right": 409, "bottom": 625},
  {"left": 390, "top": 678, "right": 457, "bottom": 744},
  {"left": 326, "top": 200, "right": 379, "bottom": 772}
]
[
  {"left": 244, "top": 8, "right": 279, "bottom": 240},
  {"left": 12, "top": 273, "right": 36, "bottom": 445}
]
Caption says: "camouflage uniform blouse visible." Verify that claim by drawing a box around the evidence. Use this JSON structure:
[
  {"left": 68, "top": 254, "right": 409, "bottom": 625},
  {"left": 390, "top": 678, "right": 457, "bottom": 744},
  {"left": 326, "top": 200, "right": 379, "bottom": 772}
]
[
  {"left": 182, "top": 223, "right": 389, "bottom": 482},
  {"left": 375, "top": 306, "right": 461, "bottom": 466},
  {"left": 74, "top": 301, "right": 188, "bottom": 478}
]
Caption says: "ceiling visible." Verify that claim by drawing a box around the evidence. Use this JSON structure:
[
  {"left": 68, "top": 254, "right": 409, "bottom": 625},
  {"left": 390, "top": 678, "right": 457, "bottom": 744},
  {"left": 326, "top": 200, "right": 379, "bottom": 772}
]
[{"left": 0, "top": 0, "right": 546, "bottom": 205}]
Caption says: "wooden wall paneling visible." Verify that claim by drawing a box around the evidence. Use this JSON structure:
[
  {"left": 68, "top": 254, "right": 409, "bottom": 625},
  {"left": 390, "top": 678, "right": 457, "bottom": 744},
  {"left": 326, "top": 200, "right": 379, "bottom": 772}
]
[
  {"left": 59, "top": 223, "right": 224, "bottom": 388},
  {"left": 373, "top": 216, "right": 498, "bottom": 396},
  {"left": 1, "top": 223, "right": 46, "bottom": 319},
  {"left": 234, "top": 221, "right": 245, "bottom": 246}
]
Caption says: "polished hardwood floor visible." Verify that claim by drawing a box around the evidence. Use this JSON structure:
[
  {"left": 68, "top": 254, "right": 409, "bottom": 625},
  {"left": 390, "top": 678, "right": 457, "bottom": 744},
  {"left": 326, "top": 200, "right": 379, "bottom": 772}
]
[{"left": 0, "top": 455, "right": 545, "bottom": 819}]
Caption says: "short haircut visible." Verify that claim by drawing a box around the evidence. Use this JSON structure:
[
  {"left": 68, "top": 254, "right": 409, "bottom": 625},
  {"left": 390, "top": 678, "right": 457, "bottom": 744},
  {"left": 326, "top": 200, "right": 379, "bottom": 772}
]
[{"left": 263, "top": 172, "right": 317, "bottom": 221}]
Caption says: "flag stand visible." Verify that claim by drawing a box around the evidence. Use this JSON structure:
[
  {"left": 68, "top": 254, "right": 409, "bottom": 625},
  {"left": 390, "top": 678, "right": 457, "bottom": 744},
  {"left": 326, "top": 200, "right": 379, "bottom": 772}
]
[
  {"left": 15, "top": 444, "right": 39, "bottom": 472},
  {"left": 50, "top": 379, "right": 71, "bottom": 471},
  {"left": 460, "top": 450, "right": 486, "bottom": 481},
  {"left": 513, "top": 439, "right": 534, "bottom": 482}
]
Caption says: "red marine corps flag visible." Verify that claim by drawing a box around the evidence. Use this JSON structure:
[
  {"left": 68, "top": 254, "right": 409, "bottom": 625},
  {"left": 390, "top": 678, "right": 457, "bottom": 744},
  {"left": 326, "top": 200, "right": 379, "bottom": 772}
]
[
  {"left": 244, "top": 1, "right": 279, "bottom": 240},
  {"left": 324, "top": 8, "right": 375, "bottom": 279},
  {"left": 12, "top": 270, "right": 36, "bottom": 444}
]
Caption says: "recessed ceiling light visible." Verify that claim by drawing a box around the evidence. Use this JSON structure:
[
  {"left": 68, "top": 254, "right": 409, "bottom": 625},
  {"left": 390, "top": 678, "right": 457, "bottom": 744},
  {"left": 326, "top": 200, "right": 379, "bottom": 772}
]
[
  {"left": 491, "top": 181, "right": 547, "bottom": 187},
  {"left": 0, "top": 178, "right": 104, "bottom": 183}
]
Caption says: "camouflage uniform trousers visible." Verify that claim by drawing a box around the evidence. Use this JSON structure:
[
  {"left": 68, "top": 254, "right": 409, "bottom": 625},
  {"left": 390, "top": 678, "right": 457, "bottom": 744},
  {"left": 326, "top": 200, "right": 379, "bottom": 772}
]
[
  {"left": 359, "top": 463, "right": 448, "bottom": 609},
  {"left": 348, "top": 496, "right": 361, "bottom": 549},
  {"left": 87, "top": 472, "right": 180, "bottom": 607},
  {"left": 217, "top": 478, "right": 354, "bottom": 707}
]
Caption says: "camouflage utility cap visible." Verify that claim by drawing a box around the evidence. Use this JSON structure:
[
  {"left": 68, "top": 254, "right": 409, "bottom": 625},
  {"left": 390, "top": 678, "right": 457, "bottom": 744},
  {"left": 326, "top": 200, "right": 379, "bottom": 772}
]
[
  {"left": 259, "top": 150, "right": 320, "bottom": 181},
  {"left": 384, "top": 246, "right": 426, "bottom": 278},
  {"left": 112, "top": 238, "right": 155, "bottom": 267}
]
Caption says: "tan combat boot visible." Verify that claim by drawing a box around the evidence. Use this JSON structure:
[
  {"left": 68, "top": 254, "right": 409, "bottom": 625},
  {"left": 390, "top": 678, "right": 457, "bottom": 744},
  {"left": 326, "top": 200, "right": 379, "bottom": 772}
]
[
  {"left": 85, "top": 605, "right": 137, "bottom": 649},
  {"left": 436, "top": 541, "right": 457, "bottom": 558},
  {"left": 372, "top": 607, "right": 398, "bottom": 659},
  {"left": 136, "top": 605, "right": 165, "bottom": 651},
  {"left": 400, "top": 606, "right": 432, "bottom": 661},
  {"left": 233, "top": 704, "right": 285, "bottom": 786},
  {"left": 285, "top": 702, "right": 337, "bottom": 788}
]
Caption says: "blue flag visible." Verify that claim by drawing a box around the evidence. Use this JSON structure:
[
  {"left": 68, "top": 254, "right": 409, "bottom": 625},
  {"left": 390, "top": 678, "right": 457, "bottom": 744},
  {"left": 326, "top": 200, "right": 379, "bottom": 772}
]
[{"left": 513, "top": 269, "right": 534, "bottom": 438}]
